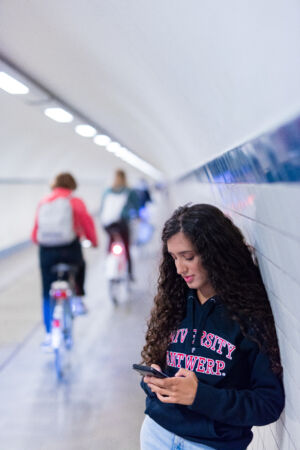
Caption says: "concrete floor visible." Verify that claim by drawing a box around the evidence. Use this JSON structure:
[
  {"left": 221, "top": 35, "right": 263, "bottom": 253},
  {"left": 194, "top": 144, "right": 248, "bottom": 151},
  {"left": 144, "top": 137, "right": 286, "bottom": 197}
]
[{"left": 0, "top": 243, "right": 160, "bottom": 450}]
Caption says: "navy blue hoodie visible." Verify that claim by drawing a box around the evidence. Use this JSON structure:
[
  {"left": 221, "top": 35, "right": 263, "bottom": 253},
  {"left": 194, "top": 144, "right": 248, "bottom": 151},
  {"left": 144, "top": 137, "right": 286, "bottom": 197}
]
[{"left": 141, "top": 290, "right": 284, "bottom": 450}]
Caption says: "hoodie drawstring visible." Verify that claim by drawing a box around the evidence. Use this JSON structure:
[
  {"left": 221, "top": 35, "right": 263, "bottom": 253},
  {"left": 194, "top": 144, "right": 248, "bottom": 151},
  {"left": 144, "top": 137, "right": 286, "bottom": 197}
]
[{"left": 185, "top": 291, "right": 216, "bottom": 355}]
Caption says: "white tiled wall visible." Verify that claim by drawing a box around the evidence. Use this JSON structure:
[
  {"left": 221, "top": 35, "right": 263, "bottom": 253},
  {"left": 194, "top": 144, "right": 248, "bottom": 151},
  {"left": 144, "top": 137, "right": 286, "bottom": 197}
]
[{"left": 170, "top": 179, "right": 300, "bottom": 449}]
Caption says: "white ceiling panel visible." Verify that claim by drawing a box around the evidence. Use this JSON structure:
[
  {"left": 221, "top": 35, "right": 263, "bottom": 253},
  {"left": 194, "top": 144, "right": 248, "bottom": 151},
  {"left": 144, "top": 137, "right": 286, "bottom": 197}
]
[{"left": 0, "top": 0, "right": 299, "bottom": 181}]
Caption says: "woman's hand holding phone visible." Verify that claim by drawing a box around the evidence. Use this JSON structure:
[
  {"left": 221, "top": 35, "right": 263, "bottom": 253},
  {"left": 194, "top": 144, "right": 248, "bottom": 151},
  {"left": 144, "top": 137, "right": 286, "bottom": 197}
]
[
  {"left": 144, "top": 365, "right": 198, "bottom": 406},
  {"left": 132, "top": 363, "right": 168, "bottom": 378},
  {"left": 143, "top": 363, "right": 166, "bottom": 381}
]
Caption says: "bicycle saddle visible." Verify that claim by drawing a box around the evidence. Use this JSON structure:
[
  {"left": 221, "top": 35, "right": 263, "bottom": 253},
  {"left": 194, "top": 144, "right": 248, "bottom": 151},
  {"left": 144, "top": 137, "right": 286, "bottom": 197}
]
[{"left": 51, "top": 263, "right": 78, "bottom": 274}]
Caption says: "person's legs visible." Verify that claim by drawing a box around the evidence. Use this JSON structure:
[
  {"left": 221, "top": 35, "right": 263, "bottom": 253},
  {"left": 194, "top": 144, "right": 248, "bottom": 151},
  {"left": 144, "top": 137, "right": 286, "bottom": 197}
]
[
  {"left": 74, "top": 260, "right": 86, "bottom": 296},
  {"left": 181, "top": 436, "right": 216, "bottom": 449},
  {"left": 63, "top": 239, "right": 86, "bottom": 296},
  {"left": 140, "top": 415, "right": 175, "bottom": 450},
  {"left": 40, "top": 247, "right": 56, "bottom": 337},
  {"left": 105, "top": 221, "right": 133, "bottom": 279},
  {"left": 42, "top": 295, "right": 54, "bottom": 334},
  {"left": 118, "top": 220, "right": 132, "bottom": 279},
  {"left": 41, "top": 295, "right": 54, "bottom": 348},
  {"left": 104, "top": 224, "right": 114, "bottom": 252},
  {"left": 140, "top": 416, "right": 216, "bottom": 450},
  {"left": 60, "top": 240, "right": 88, "bottom": 314},
  {"left": 72, "top": 244, "right": 87, "bottom": 313}
]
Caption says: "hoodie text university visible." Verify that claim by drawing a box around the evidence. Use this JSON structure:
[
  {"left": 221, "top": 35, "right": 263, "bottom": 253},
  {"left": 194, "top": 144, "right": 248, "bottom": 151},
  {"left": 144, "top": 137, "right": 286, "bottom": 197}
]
[{"left": 167, "top": 328, "right": 236, "bottom": 376}]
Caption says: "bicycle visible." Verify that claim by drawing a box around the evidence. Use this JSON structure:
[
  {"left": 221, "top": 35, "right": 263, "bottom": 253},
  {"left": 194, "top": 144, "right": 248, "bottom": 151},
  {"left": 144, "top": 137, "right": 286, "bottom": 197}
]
[
  {"left": 49, "top": 263, "right": 77, "bottom": 380},
  {"left": 105, "top": 225, "right": 129, "bottom": 305}
]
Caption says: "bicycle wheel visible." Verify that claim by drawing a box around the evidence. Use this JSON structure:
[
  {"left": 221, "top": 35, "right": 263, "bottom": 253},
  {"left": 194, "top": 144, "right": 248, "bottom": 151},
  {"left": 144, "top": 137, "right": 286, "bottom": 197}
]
[
  {"left": 108, "top": 280, "right": 118, "bottom": 305},
  {"left": 108, "top": 279, "right": 130, "bottom": 305},
  {"left": 54, "top": 348, "right": 63, "bottom": 380},
  {"left": 63, "top": 299, "right": 73, "bottom": 349}
]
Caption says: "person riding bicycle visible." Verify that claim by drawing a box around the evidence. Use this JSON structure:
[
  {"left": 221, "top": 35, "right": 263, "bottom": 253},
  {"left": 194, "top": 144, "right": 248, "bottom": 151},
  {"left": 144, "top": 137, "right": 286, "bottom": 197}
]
[
  {"left": 99, "top": 169, "right": 139, "bottom": 281},
  {"left": 31, "top": 172, "right": 98, "bottom": 347},
  {"left": 133, "top": 178, "right": 152, "bottom": 210}
]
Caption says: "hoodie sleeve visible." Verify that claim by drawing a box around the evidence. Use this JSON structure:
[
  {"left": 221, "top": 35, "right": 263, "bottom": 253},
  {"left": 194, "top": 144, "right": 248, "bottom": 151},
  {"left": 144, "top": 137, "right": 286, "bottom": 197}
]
[
  {"left": 71, "top": 197, "right": 98, "bottom": 246},
  {"left": 31, "top": 201, "right": 44, "bottom": 243},
  {"left": 188, "top": 349, "right": 284, "bottom": 427},
  {"left": 140, "top": 377, "right": 156, "bottom": 398},
  {"left": 31, "top": 210, "right": 39, "bottom": 244}
]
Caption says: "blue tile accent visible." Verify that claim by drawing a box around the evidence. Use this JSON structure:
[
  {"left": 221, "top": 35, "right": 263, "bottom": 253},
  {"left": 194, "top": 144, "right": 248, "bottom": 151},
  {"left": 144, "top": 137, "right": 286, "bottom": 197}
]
[{"left": 180, "top": 116, "right": 300, "bottom": 183}]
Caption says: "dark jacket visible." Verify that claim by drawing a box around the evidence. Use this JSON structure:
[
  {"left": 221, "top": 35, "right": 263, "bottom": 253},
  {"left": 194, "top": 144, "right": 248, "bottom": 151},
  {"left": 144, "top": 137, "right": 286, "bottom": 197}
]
[{"left": 141, "top": 290, "right": 284, "bottom": 450}]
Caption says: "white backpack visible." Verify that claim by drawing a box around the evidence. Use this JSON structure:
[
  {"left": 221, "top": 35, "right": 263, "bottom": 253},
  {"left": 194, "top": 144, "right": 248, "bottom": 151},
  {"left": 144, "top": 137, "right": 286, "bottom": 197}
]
[
  {"left": 37, "top": 196, "right": 76, "bottom": 246},
  {"left": 100, "top": 191, "right": 128, "bottom": 227}
]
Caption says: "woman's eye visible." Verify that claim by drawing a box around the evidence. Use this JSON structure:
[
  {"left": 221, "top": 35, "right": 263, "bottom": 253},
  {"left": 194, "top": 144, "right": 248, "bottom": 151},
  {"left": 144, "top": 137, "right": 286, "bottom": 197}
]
[{"left": 185, "top": 257, "right": 194, "bottom": 261}]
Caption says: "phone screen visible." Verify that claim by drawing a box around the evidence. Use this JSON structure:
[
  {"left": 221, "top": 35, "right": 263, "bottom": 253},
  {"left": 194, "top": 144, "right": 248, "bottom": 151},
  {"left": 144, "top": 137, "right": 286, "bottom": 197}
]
[{"left": 132, "top": 364, "right": 169, "bottom": 378}]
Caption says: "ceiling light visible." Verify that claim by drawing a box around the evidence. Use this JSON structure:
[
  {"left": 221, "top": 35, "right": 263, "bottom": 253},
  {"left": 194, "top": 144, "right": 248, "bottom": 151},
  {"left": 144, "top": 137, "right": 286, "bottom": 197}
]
[
  {"left": 106, "top": 142, "right": 121, "bottom": 153},
  {"left": 118, "top": 149, "right": 132, "bottom": 160},
  {"left": 0, "top": 71, "right": 29, "bottom": 94},
  {"left": 118, "top": 147, "right": 139, "bottom": 163},
  {"left": 75, "top": 124, "right": 97, "bottom": 137},
  {"left": 118, "top": 147, "right": 162, "bottom": 179},
  {"left": 93, "top": 134, "right": 111, "bottom": 146},
  {"left": 44, "top": 107, "right": 73, "bottom": 123},
  {"left": 114, "top": 146, "right": 128, "bottom": 158}
]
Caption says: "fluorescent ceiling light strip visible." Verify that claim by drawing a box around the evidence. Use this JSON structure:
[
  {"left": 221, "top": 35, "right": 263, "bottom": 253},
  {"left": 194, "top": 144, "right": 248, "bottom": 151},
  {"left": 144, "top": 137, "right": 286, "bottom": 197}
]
[
  {"left": 93, "top": 134, "right": 111, "bottom": 146},
  {"left": 118, "top": 147, "right": 162, "bottom": 179},
  {"left": 75, "top": 124, "right": 97, "bottom": 137},
  {"left": 44, "top": 107, "right": 73, "bottom": 123},
  {"left": 106, "top": 141, "right": 121, "bottom": 153},
  {"left": 0, "top": 71, "right": 29, "bottom": 94},
  {"left": 0, "top": 58, "right": 163, "bottom": 179}
]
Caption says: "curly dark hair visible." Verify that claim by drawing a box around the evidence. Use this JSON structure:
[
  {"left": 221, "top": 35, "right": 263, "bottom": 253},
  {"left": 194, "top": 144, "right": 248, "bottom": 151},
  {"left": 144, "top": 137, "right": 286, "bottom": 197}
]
[{"left": 141, "top": 203, "right": 282, "bottom": 376}]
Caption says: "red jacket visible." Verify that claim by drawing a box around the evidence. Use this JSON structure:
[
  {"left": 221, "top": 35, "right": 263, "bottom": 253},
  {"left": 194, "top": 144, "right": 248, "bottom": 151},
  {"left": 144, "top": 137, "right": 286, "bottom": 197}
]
[{"left": 31, "top": 188, "right": 98, "bottom": 246}]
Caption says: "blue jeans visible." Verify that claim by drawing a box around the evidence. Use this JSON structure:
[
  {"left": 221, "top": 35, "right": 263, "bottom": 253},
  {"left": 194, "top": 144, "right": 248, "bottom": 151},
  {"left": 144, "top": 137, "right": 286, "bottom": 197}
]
[
  {"left": 140, "top": 415, "right": 216, "bottom": 450},
  {"left": 43, "top": 295, "right": 54, "bottom": 333}
]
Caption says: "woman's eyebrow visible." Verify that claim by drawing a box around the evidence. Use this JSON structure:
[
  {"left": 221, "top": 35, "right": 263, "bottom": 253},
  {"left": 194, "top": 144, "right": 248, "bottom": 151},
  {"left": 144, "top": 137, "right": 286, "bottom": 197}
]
[{"left": 168, "top": 250, "right": 194, "bottom": 256}]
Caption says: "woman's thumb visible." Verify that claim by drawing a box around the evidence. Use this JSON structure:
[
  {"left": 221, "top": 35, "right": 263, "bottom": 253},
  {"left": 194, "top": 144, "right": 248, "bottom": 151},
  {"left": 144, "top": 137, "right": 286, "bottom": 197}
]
[{"left": 175, "top": 368, "right": 189, "bottom": 377}]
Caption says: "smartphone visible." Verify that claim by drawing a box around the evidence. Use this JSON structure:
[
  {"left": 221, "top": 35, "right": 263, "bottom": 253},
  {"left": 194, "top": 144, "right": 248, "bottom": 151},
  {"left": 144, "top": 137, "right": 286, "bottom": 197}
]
[{"left": 132, "top": 363, "right": 169, "bottom": 378}]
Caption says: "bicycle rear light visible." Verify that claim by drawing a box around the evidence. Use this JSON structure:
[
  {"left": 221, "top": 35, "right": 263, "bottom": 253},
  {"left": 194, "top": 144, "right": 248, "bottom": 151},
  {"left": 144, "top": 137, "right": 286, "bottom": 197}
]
[
  {"left": 111, "top": 243, "right": 123, "bottom": 255},
  {"left": 52, "top": 319, "right": 60, "bottom": 328},
  {"left": 53, "top": 289, "right": 68, "bottom": 299}
]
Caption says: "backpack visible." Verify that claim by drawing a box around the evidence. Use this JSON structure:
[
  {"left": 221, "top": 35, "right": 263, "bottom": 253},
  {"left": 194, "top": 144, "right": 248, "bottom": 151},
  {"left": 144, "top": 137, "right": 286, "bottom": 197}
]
[
  {"left": 100, "top": 190, "right": 129, "bottom": 227},
  {"left": 37, "top": 196, "right": 76, "bottom": 246}
]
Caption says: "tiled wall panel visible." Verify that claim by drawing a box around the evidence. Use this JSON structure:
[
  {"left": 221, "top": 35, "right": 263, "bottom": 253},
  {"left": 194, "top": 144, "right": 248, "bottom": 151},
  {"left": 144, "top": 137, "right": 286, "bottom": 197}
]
[
  {"left": 170, "top": 118, "right": 300, "bottom": 448},
  {"left": 171, "top": 180, "right": 300, "bottom": 449}
]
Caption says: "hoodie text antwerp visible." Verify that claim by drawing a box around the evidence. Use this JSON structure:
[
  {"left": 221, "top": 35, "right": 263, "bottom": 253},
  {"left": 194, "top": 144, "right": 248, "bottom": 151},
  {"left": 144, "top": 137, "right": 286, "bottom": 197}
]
[{"left": 141, "top": 290, "right": 284, "bottom": 450}]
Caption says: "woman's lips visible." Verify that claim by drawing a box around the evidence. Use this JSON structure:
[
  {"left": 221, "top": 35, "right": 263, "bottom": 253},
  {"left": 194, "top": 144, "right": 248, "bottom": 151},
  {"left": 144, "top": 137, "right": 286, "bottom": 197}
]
[{"left": 184, "top": 275, "right": 194, "bottom": 283}]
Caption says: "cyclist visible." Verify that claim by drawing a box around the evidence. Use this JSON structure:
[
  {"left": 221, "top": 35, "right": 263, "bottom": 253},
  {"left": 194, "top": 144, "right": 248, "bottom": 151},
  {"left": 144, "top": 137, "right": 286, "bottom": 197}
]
[
  {"left": 31, "top": 172, "right": 98, "bottom": 347},
  {"left": 132, "top": 178, "right": 154, "bottom": 246},
  {"left": 99, "top": 169, "right": 139, "bottom": 281},
  {"left": 134, "top": 178, "right": 152, "bottom": 210}
]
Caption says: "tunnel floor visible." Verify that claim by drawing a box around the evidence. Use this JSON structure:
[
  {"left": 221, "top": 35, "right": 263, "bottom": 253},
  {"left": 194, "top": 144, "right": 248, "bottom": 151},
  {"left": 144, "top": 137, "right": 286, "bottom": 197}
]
[{"left": 0, "top": 243, "right": 159, "bottom": 450}]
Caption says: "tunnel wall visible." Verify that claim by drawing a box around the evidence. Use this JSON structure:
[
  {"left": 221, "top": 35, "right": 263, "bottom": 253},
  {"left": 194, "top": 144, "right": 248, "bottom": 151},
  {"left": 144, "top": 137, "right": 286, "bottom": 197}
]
[{"left": 169, "top": 116, "right": 300, "bottom": 449}]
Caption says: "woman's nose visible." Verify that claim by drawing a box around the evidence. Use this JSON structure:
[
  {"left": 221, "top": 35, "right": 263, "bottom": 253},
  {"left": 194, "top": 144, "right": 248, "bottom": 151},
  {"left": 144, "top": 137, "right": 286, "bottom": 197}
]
[{"left": 176, "top": 260, "right": 186, "bottom": 275}]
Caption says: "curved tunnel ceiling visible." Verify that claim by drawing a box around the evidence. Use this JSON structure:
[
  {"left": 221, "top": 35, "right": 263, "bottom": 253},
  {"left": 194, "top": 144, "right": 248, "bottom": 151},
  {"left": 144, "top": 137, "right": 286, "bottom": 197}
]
[{"left": 0, "top": 0, "right": 300, "bottom": 182}]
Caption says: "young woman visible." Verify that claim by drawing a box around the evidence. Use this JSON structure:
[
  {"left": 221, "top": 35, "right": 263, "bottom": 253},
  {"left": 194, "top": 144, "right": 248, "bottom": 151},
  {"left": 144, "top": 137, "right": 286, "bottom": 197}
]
[
  {"left": 140, "top": 204, "right": 284, "bottom": 450},
  {"left": 32, "top": 172, "right": 98, "bottom": 345},
  {"left": 99, "top": 169, "right": 140, "bottom": 279}
]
